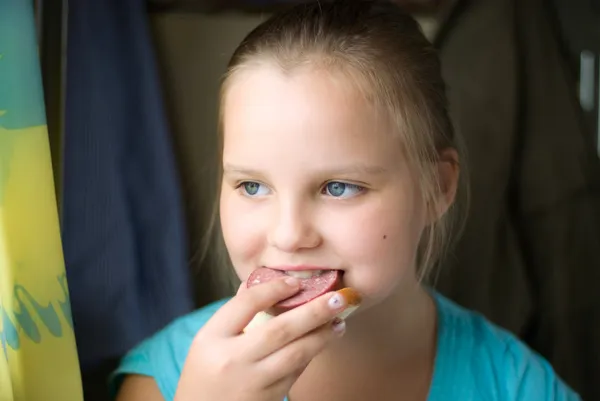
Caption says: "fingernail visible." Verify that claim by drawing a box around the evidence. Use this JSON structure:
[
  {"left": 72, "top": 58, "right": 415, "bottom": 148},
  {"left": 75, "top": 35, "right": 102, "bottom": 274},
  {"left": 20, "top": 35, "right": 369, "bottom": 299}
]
[
  {"left": 332, "top": 318, "right": 346, "bottom": 335},
  {"left": 328, "top": 293, "right": 345, "bottom": 310},
  {"left": 284, "top": 277, "right": 300, "bottom": 287}
]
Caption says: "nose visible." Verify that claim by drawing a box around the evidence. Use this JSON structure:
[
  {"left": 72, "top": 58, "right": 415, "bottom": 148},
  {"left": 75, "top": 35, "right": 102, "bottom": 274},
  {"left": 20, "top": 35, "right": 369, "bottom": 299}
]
[{"left": 267, "top": 200, "right": 321, "bottom": 252}]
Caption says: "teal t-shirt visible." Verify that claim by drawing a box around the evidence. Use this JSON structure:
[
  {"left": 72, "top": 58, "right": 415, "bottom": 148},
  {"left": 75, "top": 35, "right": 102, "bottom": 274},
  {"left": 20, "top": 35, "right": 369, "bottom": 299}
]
[{"left": 109, "top": 292, "right": 582, "bottom": 400}]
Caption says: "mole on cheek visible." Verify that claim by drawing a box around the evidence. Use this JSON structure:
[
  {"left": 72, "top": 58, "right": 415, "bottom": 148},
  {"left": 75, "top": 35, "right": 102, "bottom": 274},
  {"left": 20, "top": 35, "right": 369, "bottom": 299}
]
[{"left": 383, "top": 235, "right": 387, "bottom": 239}]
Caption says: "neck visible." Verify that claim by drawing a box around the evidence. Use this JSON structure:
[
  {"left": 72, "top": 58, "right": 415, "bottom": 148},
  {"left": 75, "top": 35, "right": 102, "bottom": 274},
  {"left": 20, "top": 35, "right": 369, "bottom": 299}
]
[{"left": 325, "top": 282, "right": 437, "bottom": 367}]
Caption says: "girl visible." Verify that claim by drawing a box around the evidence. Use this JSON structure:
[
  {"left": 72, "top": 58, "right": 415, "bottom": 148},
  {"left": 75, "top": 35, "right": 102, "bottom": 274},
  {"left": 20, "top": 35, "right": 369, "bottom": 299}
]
[{"left": 112, "top": 1, "right": 581, "bottom": 400}]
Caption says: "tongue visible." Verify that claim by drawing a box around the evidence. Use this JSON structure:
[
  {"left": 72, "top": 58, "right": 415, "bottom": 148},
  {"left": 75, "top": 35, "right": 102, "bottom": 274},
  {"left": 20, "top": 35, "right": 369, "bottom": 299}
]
[{"left": 247, "top": 267, "right": 341, "bottom": 313}]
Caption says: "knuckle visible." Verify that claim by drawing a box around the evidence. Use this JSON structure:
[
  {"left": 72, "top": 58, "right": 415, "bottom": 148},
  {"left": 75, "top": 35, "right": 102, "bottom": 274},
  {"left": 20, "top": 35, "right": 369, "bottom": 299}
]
[
  {"left": 307, "top": 306, "right": 323, "bottom": 323},
  {"left": 266, "top": 323, "right": 292, "bottom": 344},
  {"left": 246, "top": 280, "right": 287, "bottom": 303},
  {"left": 246, "top": 284, "right": 297, "bottom": 313},
  {"left": 213, "top": 353, "right": 237, "bottom": 375},
  {"left": 311, "top": 298, "right": 333, "bottom": 321},
  {"left": 270, "top": 279, "right": 293, "bottom": 298},
  {"left": 286, "top": 347, "right": 308, "bottom": 368},
  {"left": 201, "top": 343, "right": 239, "bottom": 375}
]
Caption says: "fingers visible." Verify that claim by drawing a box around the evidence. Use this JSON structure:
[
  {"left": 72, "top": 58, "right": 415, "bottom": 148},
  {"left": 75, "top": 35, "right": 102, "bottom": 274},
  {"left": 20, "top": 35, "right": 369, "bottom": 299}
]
[
  {"left": 204, "top": 277, "right": 301, "bottom": 336},
  {"left": 257, "top": 318, "right": 346, "bottom": 379},
  {"left": 244, "top": 291, "right": 348, "bottom": 359}
]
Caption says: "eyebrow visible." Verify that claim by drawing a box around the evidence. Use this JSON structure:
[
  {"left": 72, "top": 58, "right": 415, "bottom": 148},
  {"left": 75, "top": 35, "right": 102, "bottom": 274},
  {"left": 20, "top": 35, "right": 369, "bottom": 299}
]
[{"left": 222, "top": 163, "right": 388, "bottom": 176}]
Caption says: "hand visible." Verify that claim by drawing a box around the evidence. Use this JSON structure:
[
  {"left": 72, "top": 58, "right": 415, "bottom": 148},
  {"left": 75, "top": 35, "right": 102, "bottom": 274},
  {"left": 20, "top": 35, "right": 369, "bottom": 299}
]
[{"left": 174, "top": 276, "right": 349, "bottom": 401}]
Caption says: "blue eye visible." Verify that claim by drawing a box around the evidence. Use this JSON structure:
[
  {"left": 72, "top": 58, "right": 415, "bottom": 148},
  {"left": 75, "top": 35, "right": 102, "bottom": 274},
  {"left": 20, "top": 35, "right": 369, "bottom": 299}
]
[
  {"left": 239, "top": 181, "right": 270, "bottom": 197},
  {"left": 324, "top": 182, "right": 364, "bottom": 198}
]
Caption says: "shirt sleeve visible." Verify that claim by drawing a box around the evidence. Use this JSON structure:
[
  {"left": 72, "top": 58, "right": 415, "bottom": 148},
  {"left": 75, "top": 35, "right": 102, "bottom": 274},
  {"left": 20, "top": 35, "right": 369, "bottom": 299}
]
[
  {"left": 504, "top": 337, "right": 583, "bottom": 401},
  {"left": 108, "top": 333, "right": 180, "bottom": 401},
  {"left": 107, "top": 299, "right": 230, "bottom": 401}
]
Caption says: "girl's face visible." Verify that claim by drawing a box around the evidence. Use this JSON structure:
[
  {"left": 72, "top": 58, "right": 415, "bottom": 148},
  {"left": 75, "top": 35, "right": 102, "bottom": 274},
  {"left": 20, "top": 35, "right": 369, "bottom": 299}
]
[{"left": 220, "top": 64, "right": 430, "bottom": 310}]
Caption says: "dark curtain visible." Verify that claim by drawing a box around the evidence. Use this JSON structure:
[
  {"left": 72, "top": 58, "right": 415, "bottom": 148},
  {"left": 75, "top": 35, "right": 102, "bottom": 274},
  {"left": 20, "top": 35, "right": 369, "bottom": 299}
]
[
  {"left": 433, "top": 0, "right": 600, "bottom": 399},
  {"left": 62, "top": 0, "right": 194, "bottom": 398}
]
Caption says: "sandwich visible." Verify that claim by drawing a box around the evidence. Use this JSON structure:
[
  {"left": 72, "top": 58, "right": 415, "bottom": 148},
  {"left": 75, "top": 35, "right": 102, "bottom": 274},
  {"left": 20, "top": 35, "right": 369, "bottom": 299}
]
[{"left": 242, "top": 267, "right": 362, "bottom": 332}]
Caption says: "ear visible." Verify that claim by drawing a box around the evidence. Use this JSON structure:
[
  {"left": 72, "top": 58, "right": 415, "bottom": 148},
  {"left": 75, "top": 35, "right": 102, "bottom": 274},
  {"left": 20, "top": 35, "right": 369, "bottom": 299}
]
[{"left": 430, "top": 147, "right": 460, "bottom": 223}]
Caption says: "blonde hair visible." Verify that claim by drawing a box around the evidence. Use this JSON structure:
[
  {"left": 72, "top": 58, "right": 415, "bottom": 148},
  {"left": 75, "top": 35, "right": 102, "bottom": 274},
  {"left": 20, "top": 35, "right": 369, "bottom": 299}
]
[{"left": 200, "top": 0, "right": 469, "bottom": 294}]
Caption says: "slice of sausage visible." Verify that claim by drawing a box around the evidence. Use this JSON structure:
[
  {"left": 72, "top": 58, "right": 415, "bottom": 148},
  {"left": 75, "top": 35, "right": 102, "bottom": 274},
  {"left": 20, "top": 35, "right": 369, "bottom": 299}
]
[{"left": 247, "top": 268, "right": 341, "bottom": 313}]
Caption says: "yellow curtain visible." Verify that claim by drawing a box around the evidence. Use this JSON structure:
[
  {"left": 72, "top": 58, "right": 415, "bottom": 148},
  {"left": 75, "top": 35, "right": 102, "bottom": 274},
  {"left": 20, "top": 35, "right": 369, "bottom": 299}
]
[{"left": 0, "top": 1, "right": 83, "bottom": 400}]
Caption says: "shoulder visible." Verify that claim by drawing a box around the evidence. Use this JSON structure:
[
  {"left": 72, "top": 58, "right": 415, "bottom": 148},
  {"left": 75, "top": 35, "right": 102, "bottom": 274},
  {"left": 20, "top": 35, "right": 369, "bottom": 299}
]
[
  {"left": 109, "top": 298, "right": 231, "bottom": 401},
  {"left": 432, "top": 292, "right": 582, "bottom": 401}
]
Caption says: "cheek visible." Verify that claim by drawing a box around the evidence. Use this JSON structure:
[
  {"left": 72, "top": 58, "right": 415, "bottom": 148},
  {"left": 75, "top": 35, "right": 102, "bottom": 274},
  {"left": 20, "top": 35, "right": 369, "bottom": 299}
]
[
  {"left": 220, "top": 191, "right": 266, "bottom": 275},
  {"left": 325, "top": 196, "right": 425, "bottom": 298}
]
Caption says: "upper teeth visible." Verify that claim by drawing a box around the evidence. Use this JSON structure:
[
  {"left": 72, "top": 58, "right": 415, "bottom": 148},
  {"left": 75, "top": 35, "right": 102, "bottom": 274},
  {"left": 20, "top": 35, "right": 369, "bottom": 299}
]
[{"left": 285, "top": 270, "right": 323, "bottom": 278}]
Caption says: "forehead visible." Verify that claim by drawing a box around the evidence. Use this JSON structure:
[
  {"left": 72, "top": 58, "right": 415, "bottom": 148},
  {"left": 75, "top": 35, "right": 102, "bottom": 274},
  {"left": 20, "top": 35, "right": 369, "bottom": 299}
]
[{"left": 221, "top": 64, "right": 402, "bottom": 170}]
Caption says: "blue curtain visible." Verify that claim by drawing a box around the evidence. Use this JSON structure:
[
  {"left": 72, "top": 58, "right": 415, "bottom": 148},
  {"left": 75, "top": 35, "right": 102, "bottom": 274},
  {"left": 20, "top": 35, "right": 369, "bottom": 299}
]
[{"left": 62, "top": 0, "right": 194, "bottom": 369}]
